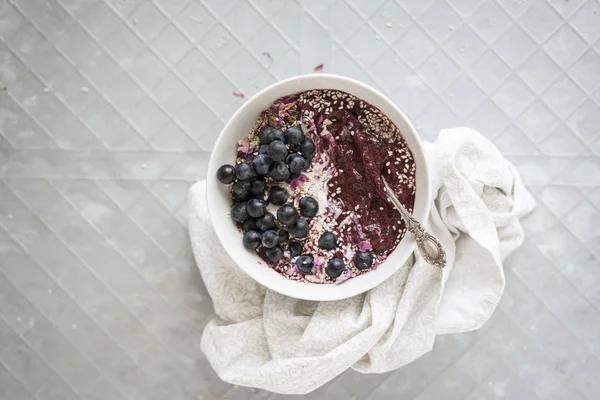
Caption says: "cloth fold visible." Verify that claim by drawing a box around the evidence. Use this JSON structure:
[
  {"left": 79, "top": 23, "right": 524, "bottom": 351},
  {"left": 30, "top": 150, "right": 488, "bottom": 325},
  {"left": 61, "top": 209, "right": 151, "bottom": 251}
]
[{"left": 188, "top": 127, "right": 535, "bottom": 394}]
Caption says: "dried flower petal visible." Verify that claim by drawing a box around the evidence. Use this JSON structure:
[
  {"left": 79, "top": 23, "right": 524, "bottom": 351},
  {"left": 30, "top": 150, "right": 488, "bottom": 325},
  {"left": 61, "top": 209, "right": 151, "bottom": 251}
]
[
  {"left": 313, "top": 255, "right": 325, "bottom": 274},
  {"left": 233, "top": 90, "right": 245, "bottom": 98},
  {"left": 358, "top": 240, "right": 373, "bottom": 252},
  {"left": 289, "top": 174, "right": 309, "bottom": 192},
  {"left": 237, "top": 138, "right": 252, "bottom": 154},
  {"left": 261, "top": 52, "right": 273, "bottom": 67},
  {"left": 336, "top": 270, "right": 354, "bottom": 284},
  {"left": 314, "top": 64, "right": 324, "bottom": 73}
]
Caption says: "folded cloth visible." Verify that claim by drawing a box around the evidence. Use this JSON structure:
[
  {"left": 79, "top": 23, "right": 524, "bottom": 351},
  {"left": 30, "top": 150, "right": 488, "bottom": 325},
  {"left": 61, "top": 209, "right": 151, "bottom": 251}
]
[{"left": 188, "top": 127, "right": 535, "bottom": 394}]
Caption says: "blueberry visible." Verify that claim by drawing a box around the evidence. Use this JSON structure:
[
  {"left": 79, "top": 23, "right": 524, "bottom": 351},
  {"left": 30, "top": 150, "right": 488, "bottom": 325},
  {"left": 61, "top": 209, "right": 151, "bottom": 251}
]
[
  {"left": 231, "top": 203, "right": 249, "bottom": 222},
  {"left": 278, "top": 230, "right": 290, "bottom": 244},
  {"left": 216, "top": 164, "right": 236, "bottom": 184},
  {"left": 289, "top": 218, "right": 310, "bottom": 238},
  {"left": 326, "top": 258, "right": 346, "bottom": 278},
  {"left": 303, "top": 157, "right": 312, "bottom": 171},
  {"left": 256, "top": 212, "right": 276, "bottom": 232},
  {"left": 247, "top": 199, "right": 266, "bottom": 218},
  {"left": 277, "top": 204, "right": 298, "bottom": 225},
  {"left": 286, "top": 153, "right": 306, "bottom": 175},
  {"left": 253, "top": 154, "right": 273, "bottom": 176},
  {"left": 261, "top": 230, "right": 279, "bottom": 248},
  {"left": 253, "top": 192, "right": 266, "bottom": 201},
  {"left": 299, "top": 196, "right": 319, "bottom": 218},
  {"left": 259, "top": 126, "right": 275, "bottom": 144},
  {"left": 318, "top": 231, "right": 337, "bottom": 250},
  {"left": 284, "top": 126, "right": 304, "bottom": 146},
  {"left": 289, "top": 242, "right": 303, "bottom": 257},
  {"left": 268, "top": 186, "right": 289, "bottom": 205},
  {"left": 270, "top": 161, "right": 290, "bottom": 182},
  {"left": 258, "top": 145, "right": 269, "bottom": 155},
  {"left": 244, "top": 153, "right": 254, "bottom": 162},
  {"left": 299, "top": 139, "right": 316, "bottom": 157},
  {"left": 242, "top": 230, "right": 262, "bottom": 250},
  {"left": 242, "top": 218, "right": 257, "bottom": 232},
  {"left": 232, "top": 180, "right": 251, "bottom": 198},
  {"left": 296, "top": 255, "right": 314, "bottom": 274},
  {"left": 265, "top": 245, "right": 284, "bottom": 262},
  {"left": 251, "top": 179, "right": 267, "bottom": 195},
  {"left": 232, "top": 192, "right": 251, "bottom": 203},
  {"left": 268, "top": 140, "right": 288, "bottom": 162},
  {"left": 272, "top": 128, "right": 285, "bottom": 142},
  {"left": 354, "top": 251, "right": 374, "bottom": 270},
  {"left": 235, "top": 162, "right": 254, "bottom": 181}
]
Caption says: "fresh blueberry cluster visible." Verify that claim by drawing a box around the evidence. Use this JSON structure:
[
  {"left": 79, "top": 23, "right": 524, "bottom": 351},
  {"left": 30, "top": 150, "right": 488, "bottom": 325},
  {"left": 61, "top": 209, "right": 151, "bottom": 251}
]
[
  {"left": 216, "top": 125, "right": 321, "bottom": 263},
  {"left": 217, "top": 125, "right": 375, "bottom": 280}
]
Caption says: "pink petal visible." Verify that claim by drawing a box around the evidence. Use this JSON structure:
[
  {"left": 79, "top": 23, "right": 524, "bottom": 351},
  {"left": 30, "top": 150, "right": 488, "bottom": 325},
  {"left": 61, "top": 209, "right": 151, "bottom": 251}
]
[
  {"left": 289, "top": 174, "right": 308, "bottom": 192},
  {"left": 233, "top": 90, "right": 245, "bottom": 98},
  {"left": 237, "top": 138, "right": 252, "bottom": 154},
  {"left": 314, "top": 64, "right": 324, "bottom": 73},
  {"left": 313, "top": 255, "right": 324, "bottom": 267},
  {"left": 336, "top": 270, "right": 354, "bottom": 284},
  {"left": 313, "top": 255, "right": 326, "bottom": 274},
  {"left": 358, "top": 241, "right": 373, "bottom": 252}
]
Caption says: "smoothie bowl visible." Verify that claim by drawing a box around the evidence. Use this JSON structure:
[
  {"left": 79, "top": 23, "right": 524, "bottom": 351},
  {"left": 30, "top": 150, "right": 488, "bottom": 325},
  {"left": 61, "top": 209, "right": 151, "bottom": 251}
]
[{"left": 206, "top": 74, "right": 431, "bottom": 301}]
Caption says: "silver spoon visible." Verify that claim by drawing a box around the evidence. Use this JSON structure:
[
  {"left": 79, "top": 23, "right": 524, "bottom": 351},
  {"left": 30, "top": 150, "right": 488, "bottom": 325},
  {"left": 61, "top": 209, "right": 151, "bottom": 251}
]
[{"left": 382, "top": 177, "right": 447, "bottom": 269}]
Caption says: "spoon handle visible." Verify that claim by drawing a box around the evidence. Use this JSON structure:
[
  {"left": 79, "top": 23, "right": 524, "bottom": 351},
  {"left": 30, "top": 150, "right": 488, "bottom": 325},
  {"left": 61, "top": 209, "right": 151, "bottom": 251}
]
[{"left": 382, "top": 178, "right": 447, "bottom": 269}]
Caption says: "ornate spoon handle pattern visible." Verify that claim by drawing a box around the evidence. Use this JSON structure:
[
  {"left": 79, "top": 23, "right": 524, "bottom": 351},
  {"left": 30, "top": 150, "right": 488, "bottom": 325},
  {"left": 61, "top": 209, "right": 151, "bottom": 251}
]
[{"left": 382, "top": 177, "right": 447, "bottom": 269}]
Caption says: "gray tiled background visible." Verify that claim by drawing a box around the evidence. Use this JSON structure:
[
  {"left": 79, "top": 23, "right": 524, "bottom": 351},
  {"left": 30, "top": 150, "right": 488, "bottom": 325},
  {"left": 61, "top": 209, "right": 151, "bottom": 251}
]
[{"left": 0, "top": 0, "right": 599, "bottom": 399}]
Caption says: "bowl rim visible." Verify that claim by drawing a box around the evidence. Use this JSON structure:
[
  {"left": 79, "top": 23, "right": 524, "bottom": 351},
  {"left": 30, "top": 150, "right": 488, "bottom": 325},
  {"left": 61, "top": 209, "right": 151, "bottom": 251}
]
[{"left": 206, "top": 73, "right": 431, "bottom": 301}]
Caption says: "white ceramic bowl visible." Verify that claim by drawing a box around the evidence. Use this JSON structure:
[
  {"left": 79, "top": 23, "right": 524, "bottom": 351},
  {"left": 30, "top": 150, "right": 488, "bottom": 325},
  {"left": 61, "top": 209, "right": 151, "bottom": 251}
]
[{"left": 206, "top": 74, "right": 431, "bottom": 301}]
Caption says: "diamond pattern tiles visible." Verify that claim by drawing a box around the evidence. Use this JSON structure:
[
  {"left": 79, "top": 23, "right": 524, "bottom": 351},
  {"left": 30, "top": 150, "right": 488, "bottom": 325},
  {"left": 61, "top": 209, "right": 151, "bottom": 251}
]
[{"left": 0, "top": 0, "right": 599, "bottom": 399}]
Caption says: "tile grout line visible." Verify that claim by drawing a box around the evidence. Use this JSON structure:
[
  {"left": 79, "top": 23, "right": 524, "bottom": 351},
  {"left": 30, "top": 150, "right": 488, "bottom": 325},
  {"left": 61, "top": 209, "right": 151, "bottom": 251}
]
[
  {"left": 4, "top": 2, "right": 147, "bottom": 151},
  {"left": 0, "top": 254, "right": 132, "bottom": 400},
  {"left": 0, "top": 347, "right": 42, "bottom": 400},
  {"left": 3, "top": 181, "right": 202, "bottom": 373},
  {"left": 6, "top": 0, "right": 149, "bottom": 151},
  {"left": 0, "top": 312, "right": 84, "bottom": 400},
  {"left": 49, "top": 179, "right": 212, "bottom": 343}
]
